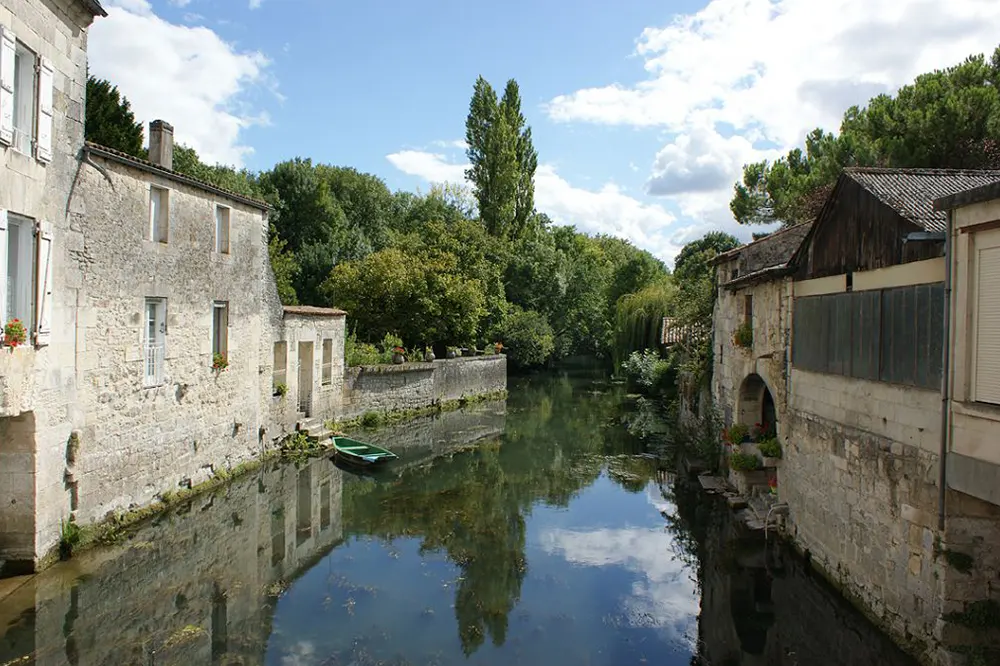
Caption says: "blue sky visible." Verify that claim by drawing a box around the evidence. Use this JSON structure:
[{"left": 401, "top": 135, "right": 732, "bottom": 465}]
[{"left": 89, "top": 0, "right": 1000, "bottom": 264}]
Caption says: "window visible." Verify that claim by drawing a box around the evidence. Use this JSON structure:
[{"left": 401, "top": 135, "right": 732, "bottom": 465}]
[
  {"left": 11, "top": 41, "right": 35, "bottom": 155},
  {"left": 148, "top": 186, "right": 168, "bottom": 243},
  {"left": 215, "top": 205, "right": 230, "bottom": 254},
  {"left": 0, "top": 28, "right": 52, "bottom": 161},
  {"left": 322, "top": 338, "right": 333, "bottom": 386},
  {"left": 972, "top": 242, "right": 1000, "bottom": 405},
  {"left": 144, "top": 298, "right": 166, "bottom": 387},
  {"left": 273, "top": 341, "right": 287, "bottom": 394},
  {"left": 792, "top": 284, "right": 944, "bottom": 390},
  {"left": 212, "top": 301, "right": 228, "bottom": 360},
  {"left": 744, "top": 294, "right": 753, "bottom": 327},
  {"left": 2, "top": 213, "right": 35, "bottom": 330}
]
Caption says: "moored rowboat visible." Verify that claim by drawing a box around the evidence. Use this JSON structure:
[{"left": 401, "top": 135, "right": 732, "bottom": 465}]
[{"left": 333, "top": 436, "right": 399, "bottom": 466}]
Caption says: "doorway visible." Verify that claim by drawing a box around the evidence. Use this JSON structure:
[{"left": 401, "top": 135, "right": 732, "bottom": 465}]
[{"left": 297, "top": 341, "right": 314, "bottom": 416}]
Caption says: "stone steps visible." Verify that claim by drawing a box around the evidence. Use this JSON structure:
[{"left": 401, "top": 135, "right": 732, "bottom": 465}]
[{"left": 296, "top": 417, "right": 334, "bottom": 447}]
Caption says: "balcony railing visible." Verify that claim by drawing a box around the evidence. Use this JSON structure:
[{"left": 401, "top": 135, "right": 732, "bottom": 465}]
[{"left": 144, "top": 343, "right": 165, "bottom": 387}]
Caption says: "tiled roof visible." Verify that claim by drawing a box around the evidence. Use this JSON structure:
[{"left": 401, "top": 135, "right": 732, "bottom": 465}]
[
  {"left": 84, "top": 0, "right": 108, "bottom": 16},
  {"left": 282, "top": 305, "right": 347, "bottom": 318},
  {"left": 713, "top": 221, "right": 813, "bottom": 277},
  {"left": 845, "top": 167, "right": 1000, "bottom": 232},
  {"left": 84, "top": 142, "right": 270, "bottom": 210}
]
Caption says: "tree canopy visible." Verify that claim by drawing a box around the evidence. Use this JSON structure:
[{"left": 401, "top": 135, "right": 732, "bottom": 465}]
[
  {"left": 731, "top": 45, "right": 1000, "bottom": 226},
  {"left": 85, "top": 76, "right": 143, "bottom": 156}
]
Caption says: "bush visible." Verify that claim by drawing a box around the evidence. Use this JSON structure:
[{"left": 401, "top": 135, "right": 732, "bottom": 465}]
[
  {"left": 733, "top": 321, "right": 753, "bottom": 349},
  {"left": 378, "top": 333, "right": 405, "bottom": 364},
  {"left": 725, "top": 423, "right": 749, "bottom": 444},
  {"left": 500, "top": 308, "right": 555, "bottom": 368},
  {"left": 758, "top": 438, "right": 783, "bottom": 458},
  {"left": 730, "top": 451, "right": 762, "bottom": 471},
  {"left": 621, "top": 349, "right": 676, "bottom": 396},
  {"left": 345, "top": 331, "right": 381, "bottom": 366},
  {"left": 274, "top": 382, "right": 289, "bottom": 397},
  {"left": 361, "top": 411, "right": 384, "bottom": 428}
]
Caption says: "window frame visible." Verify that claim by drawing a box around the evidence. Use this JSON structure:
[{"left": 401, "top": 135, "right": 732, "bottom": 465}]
[
  {"left": 148, "top": 185, "right": 169, "bottom": 243},
  {"left": 212, "top": 301, "right": 229, "bottom": 361},
  {"left": 143, "top": 297, "right": 167, "bottom": 387},
  {"left": 214, "top": 205, "right": 231, "bottom": 255},
  {"left": 273, "top": 340, "right": 288, "bottom": 395},
  {"left": 970, "top": 231, "right": 1000, "bottom": 405},
  {"left": 11, "top": 40, "right": 35, "bottom": 156},
  {"left": 321, "top": 338, "right": 333, "bottom": 386},
  {"left": 4, "top": 213, "right": 35, "bottom": 333}
]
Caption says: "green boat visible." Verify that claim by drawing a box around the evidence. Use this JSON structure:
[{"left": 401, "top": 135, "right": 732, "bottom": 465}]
[{"left": 333, "top": 436, "right": 399, "bottom": 466}]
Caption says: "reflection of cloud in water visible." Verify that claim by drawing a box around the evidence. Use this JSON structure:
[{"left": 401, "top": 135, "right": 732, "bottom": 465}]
[
  {"left": 280, "top": 640, "right": 317, "bottom": 666},
  {"left": 539, "top": 491, "right": 698, "bottom": 648}
]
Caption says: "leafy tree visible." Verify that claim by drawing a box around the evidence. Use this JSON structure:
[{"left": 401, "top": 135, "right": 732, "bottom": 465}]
[
  {"left": 171, "top": 143, "right": 265, "bottom": 199},
  {"left": 465, "top": 76, "right": 537, "bottom": 240},
  {"left": 85, "top": 75, "right": 144, "bottom": 156},
  {"left": 731, "top": 46, "right": 1000, "bottom": 226},
  {"left": 672, "top": 231, "right": 740, "bottom": 286},
  {"left": 499, "top": 307, "right": 555, "bottom": 368},
  {"left": 267, "top": 224, "right": 298, "bottom": 304}
]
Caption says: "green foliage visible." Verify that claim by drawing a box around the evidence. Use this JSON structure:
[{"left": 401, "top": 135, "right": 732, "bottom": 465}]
[
  {"left": 499, "top": 308, "right": 554, "bottom": 368},
  {"left": 345, "top": 331, "right": 381, "bottom": 367},
  {"left": 729, "top": 451, "right": 763, "bottom": 472},
  {"left": 212, "top": 353, "right": 228, "bottom": 371},
  {"left": 378, "top": 333, "right": 405, "bottom": 363},
  {"left": 465, "top": 76, "right": 537, "bottom": 241},
  {"left": 267, "top": 224, "right": 298, "bottom": 305},
  {"left": 619, "top": 350, "right": 674, "bottom": 396},
  {"left": 757, "top": 438, "right": 783, "bottom": 459},
  {"left": 725, "top": 423, "right": 749, "bottom": 444},
  {"left": 274, "top": 382, "right": 288, "bottom": 398},
  {"left": 733, "top": 321, "right": 753, "bottom": 349},
  {"left": 732, "top": 46, "right": 1000, "bottom": 226},
  {"left": 59, "top": 518, "right": 82, "bottom": 558},
  {"left": 85, "top": 76, "right": 143, "bottom": 156},
  {"left": 613, "top": 279, "right": 676, "bottom": 366},
  {"left": 360, "top": 411, "right": 384, "bottom": 429}
]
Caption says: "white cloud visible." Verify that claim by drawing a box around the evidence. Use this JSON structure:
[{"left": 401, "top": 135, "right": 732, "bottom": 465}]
[
  {"left": 168, "top": 0, "right": 191, "bottom": 7},
  {"left": 546, "top": 0, "right": 1000, "bottom": 222},
  {"left": 90, "top": 0, "right": 274, "bottom": 166},
  {"left": 249, "top": 0, "right": 263, "bottom": 8},
  {"left": 539, "top": 496, "right": 699, "bottom": 647},
  {"left": 386, "top": 150, "right": 685, "bottom": 262}
]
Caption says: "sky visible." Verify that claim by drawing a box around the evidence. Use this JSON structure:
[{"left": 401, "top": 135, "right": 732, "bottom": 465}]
[{"left": 88, "top": 0, "right": 1000, "bottom": 266}]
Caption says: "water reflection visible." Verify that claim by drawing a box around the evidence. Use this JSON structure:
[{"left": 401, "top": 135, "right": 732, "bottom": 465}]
[{"left": 0, "top": 370, "right": 920, "bottom": 666}]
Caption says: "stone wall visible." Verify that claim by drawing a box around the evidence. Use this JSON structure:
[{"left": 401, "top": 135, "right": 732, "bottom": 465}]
[
  {"left": 68, "top": 154, "right": 277, "bottom": 526},
  {"left": 341, "top": 356, "right": 507, "bottom": 420},
  {"left": 270, "top": 311, "right": 346, "bottom": 432},
  {"left": 0, "top": 0, "right": 99, "bottom": 570}
]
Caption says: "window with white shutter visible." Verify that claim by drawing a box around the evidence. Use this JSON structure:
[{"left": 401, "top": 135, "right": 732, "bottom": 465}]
[
  {"left": 34, "top": 221, "right": 52, "bottom": 347},
  {"left": 972, "top": 235, "right": 1000, "bottom": 404},
  {"left": 0, "top": 28, "right": 15, "bottom": 146},
  {"left": 10, "top": 41, "right": 35, "bottom": 155},
  {"left": 35, "top": 57, "right": 53, "bottom": 163},
  {"left": 5, "top": 214, "right": 35, "bottom": 333}
]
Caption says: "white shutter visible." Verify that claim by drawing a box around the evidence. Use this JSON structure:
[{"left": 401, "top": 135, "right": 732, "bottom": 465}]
[
  {"left": 34, "top": 221, "right": 53, "bottom": 347},
  {"left": 35, "top": 57, "right": 53, "bottom": 163},
  {"left": 0, "top": 210, "right": 7, "bottom": 324},
  {"left": 974, "top": 245, "right": 1000, "bottom": 404},
  {"left": 0, "top": 27, "right": 15, "bottom": 146}
]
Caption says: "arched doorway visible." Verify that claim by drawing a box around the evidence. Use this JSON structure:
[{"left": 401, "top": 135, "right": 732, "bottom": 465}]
[{"left": 738, "top": 373, "right": 777, "bottom": 435}]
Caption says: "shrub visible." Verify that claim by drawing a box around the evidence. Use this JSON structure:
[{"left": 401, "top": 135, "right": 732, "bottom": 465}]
[
  {"left": 725, "top": 423, "right": 749, "bottom": 444},
  {"left": 733, "top": 321, "right": 753, "bottom": 349},
  {"left": 379, "top": 333, "right": 405, "bottom": 364},
  {"left": 59, "top": 518, "right": 82, "bottom": 559},
  {"left": 361, "top": 411, "right": 384, "bottom": 428},
  {"left": 500, "top": 308, "right": 555, "bottom": 368},
  {"left": 758, "top": 438, "right": 783, "bottom": 458},
  {"left": 730, "top": 451, "right": 763, "bottom": 471},
  {"left": 274, "top": 382, "right": 289, "bottom": 397},
  {"left": 345, "top": 331, "right": 381, "bottom": 366}
]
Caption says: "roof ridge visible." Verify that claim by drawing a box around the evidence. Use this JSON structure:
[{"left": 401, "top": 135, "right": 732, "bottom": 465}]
[
  {"left": 712, "top": 221, "right": 812, "bottom": 262},
  {"left": 84, "top": 141, "right": 269, "bottom": 209},
  {"left": 845, "top": 166, "right": 1000, "bottom": 176}
]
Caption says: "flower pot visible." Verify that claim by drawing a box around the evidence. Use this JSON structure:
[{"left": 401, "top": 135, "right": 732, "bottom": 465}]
[
  {"left": 463, "top": 348, "right": 475, "bottom": 357},
  {"left": 424, "top": 350, "right": 436, "bottom": 362},
  {"left": 446, "top": 350, "right": 457, "bottom": 359},
  {"left": 763, "top": 456, "right": 781, "bottom": 468},
  {"left": 392, "top": 353, "right": 404, "bottom": 365}
]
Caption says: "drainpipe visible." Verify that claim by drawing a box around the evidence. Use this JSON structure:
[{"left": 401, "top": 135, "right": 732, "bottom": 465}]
[{"left": 938, "top": 211, "right": 953, "bottom": 532}]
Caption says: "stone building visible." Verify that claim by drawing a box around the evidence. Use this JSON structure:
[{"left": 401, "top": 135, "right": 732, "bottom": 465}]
[
  {"left": 0, "top": 0, "right": 107, "bottom": 573},
  {"left": 712, "top": 168, "right": 1000, "bottom": 665}
]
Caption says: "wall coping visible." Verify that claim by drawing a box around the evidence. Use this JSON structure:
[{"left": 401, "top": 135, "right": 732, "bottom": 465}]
[{"left": 348, "top": 355, "right": 505, "bottom": 375}]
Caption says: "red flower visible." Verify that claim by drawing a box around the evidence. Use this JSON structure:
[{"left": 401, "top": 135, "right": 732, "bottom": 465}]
[{"left": 768, "top": 477, "right": 778, "bottom": 489}]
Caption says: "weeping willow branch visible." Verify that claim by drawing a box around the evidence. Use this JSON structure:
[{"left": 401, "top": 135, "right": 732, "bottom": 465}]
[{"left": 612, "top": 279, "right": 677, "bottom": 367}]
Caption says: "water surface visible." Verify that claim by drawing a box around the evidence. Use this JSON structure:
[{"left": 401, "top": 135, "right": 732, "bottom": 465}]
[{"left": 0, "top": 370, "right": 917, "bottom": 666}]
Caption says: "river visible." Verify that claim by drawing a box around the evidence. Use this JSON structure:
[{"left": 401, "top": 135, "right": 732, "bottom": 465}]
[{"left": 0, "top": 368, "right": 918, "bottom": 666}]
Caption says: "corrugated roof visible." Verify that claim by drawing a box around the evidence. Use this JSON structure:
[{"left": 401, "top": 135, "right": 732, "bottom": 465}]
[{"left": 845, "top": 167, "right": 1000, "bottom": 232}]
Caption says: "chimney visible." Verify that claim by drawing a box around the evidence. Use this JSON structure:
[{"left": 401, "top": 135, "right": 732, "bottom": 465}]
[{"left": 148, "top": 120, "right": 174, "bottom": 170}]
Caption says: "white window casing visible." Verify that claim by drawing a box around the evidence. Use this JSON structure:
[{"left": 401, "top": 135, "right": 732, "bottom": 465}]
[
  {"left": 322, "top": 338, "right": 333, "bottom": 385},
  {"left": 149, "top": 186, "right": 168, "bottom": 243},
  {"left": 215, "top": 205, "right": 230, "bottom": 254},
  {"left": 11, "top": 42, "right": 35, "bottom": 155},
  {"left": 35, "top": 57, "right": 53, "bottom": 163},
  {"left": 144, "top": 298, "right": 166, "bottom": 387},
  {"left": 973, "top": 242, "right": 1000, "bottom": 405},
  {"left": 0, "top": 210, "right": 7, "bottom": 324},
  {"left": 34, "top": 221, "right": 52, "bottom": 346},
  {"left": 0, "top": 27, "right": 15, "bottom": 146}
]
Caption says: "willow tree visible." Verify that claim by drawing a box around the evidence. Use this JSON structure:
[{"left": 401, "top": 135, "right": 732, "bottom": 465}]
[{"left": 613, "top": 278, "right": 677, "bottom": 367}]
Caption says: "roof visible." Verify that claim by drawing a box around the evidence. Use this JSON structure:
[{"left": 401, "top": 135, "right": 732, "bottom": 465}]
[
  {"left": 83, "top": 0, "right": 108, "bottom": 16},
  {"left": 282, "top": 305, "right": 347, "bottom": 318},
  {"left": 710, "top": 222, "right": 813, "bottom": 267},
  {"left": 84, "top": 142, "right": 269, "bottom": 210},
  {"left": 844, "top": 167, "right": 1000, "bottom": 232},
  {"left": 933, "top": 179, "right": 1000, "bottom": 212}
]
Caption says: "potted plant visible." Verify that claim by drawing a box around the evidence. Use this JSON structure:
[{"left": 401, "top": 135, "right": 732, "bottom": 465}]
[
  {"left": 726, "top": 423, "right": 750, "bottom": 444},
  {"left": 463, "top": 346, "right": 476, "bottom": 358},
  {"left": 423, "top": 347, "right": 435, "bottom": 362},
  {"left": 3, "top": 318, "right": 27, "bottom": 348},
  {"left": 392, "top": 346, "right": 406, "bottom": 364},
  {"left": 446, "top": 347, "right": 458, "bottom": 359},
  {"left": 274, "top": 382, "right": 289, "bottom": 398},
  {"left": 212, "top": 353, "right": 229, "bottom": 371},
  {"left": 494, "top": 342, "right": 504, "bottom": 355},
  {"left": 759, "top": 437, "right": 783, "bottom": 467}
]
